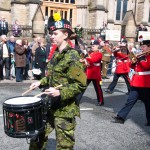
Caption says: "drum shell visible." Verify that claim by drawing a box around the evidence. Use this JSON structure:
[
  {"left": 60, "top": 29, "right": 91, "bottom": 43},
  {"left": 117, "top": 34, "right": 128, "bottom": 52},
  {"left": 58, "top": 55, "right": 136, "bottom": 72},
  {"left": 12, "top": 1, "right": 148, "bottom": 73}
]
[{"left": 3, "top": 96, "right": 45, "bottom": 138}]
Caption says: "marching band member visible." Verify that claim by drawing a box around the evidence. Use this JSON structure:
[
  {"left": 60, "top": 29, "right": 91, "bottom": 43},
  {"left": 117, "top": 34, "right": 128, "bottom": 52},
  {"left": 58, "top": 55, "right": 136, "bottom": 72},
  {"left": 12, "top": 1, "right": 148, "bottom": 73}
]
[
  {"left": 105, "top": 39, "right": 131, "bottom": 94},
  {"left": 29, "top": 13, "right": 87, "bottom": 150},
  {"left": 112, "top": 40, "right": 150, "bottom": 126},
  {"left": 81, "top": 40, "right": 104, "bottom": 106},
  {"left": 101, "top": 40, "right": 112, "bottom": 79}
]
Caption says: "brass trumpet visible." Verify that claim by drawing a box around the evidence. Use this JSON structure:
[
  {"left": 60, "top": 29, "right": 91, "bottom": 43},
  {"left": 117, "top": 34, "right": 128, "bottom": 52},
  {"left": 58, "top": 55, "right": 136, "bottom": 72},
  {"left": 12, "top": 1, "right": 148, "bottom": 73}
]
[
  {"left": 111, "top": 47, "right": 120, "bottom": 53},
  {"left": 129, "top": 49, "right": 150, "bottom": 64}
]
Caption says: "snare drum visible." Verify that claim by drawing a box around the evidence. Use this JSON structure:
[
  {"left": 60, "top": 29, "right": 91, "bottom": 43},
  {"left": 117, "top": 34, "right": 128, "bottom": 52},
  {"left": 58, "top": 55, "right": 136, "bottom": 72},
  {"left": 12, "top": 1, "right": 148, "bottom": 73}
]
[{"left": 3, "top": 96, "right": 45, "bottom": 138}]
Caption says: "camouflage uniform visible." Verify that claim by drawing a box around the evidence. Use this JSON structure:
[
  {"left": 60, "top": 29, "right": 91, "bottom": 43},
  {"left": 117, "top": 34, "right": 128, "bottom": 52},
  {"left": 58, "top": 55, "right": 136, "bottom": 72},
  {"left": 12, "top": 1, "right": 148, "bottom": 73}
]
[{"left": 29, "top": 45, "right": 87, "bottom": 150}]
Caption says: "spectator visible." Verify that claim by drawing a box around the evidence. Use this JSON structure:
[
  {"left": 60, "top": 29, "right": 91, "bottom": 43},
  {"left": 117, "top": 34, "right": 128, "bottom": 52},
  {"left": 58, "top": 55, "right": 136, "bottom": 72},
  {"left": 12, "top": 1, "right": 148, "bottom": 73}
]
[
  {"left": 136, "top": 23, "right": 148, "bottom": 41},
  {"left": 100, "top": 22, "right": 108, "bottom": 41},
  {"left": 12, "top": 19, "right": 22, "bottom": 37},
  {"left": 7, "top": 36, "right": 16, "bottom": 79},
  {"left": 14, "top": 39, "right": 26, "bottom": 82},
  {"left": 0, "top": 35, "right": 11, "bottom": 80},
  {"left": 22, "top": 39, "right": 31, "bottom": 80},
  {"left": 34, "top": 40, "right": 46, "bottom": 80},
  {"left": 31, "top": 36, "right": 41, "bottom": 69},
  {"left": 0, "top": 16, "right": 8, "bottom": 36},
  {"left": 74, "top": 24, "right": 83, "bottom": 38}
]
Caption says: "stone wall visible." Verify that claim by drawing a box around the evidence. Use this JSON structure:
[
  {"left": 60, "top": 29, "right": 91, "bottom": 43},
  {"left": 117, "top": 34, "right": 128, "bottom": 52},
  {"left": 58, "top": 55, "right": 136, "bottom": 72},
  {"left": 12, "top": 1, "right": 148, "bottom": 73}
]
[
  {"left": 136, "top": 3, "right": 144, "bottom": 25},
  {"left": 11, "top": 4, "right": 27, "bottom": 25}
]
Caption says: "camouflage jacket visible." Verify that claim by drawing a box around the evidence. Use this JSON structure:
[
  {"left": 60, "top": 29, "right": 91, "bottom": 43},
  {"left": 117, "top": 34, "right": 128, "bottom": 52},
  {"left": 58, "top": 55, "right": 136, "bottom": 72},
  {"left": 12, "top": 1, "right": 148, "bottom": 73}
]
[{"left": 40, "top": 45, "right": 87, "bottom": 118}]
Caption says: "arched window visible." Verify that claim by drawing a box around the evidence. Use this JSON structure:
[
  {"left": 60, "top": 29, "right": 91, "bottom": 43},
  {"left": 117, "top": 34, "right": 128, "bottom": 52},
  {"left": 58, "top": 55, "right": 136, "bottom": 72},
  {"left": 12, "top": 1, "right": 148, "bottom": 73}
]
[{"left": 116, "top": 0, "right": 128, "bottom": 21}]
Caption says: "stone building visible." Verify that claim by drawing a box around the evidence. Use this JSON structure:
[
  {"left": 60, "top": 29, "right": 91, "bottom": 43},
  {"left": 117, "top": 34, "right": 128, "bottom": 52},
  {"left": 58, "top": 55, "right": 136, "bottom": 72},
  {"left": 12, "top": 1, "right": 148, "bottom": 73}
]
[
  {"left": 76, "top": 0, "right": 150, "bottom": 41},
  {"left": 0, "top": 0, "right": 150, "bottom": 41},
  {"left": 0, "top": 0, "right": 40, "bottom": 25}
]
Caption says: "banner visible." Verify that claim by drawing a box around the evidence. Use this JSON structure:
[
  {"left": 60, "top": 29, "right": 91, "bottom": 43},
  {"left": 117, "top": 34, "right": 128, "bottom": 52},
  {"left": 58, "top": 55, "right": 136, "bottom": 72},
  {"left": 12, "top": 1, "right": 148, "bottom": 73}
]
[
  {"left": 105, "top": 30, "right": 121, "bottom": 41},
  {"left": 138, "top": 31, "right": 150, "bottom": 41}
]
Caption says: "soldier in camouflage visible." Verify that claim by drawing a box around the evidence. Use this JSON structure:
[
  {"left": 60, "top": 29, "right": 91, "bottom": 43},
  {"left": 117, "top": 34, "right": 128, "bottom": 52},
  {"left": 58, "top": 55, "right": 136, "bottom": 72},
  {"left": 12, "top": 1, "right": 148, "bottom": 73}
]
[{"left": 29, "top": 13, "right": 87, "bottom": 150}]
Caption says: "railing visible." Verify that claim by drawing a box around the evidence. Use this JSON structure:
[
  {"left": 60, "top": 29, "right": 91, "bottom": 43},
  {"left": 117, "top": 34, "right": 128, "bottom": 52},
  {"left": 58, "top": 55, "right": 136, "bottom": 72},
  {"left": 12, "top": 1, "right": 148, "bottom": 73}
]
[
  {"left": 8, "top": 25, "right": 32, "bottom": 37},
  {"left": 83, "top": 28, "right": 100, "bottom": 40},
  {"left": 8, "top": 25, "right": 101, "bottom": 39}
]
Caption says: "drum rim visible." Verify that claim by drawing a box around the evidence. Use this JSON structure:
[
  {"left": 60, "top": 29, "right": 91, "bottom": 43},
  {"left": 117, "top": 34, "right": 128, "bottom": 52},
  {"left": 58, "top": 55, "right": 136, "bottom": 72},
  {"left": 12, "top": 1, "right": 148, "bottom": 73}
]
[
  {"left": 3, "top": 95, "right": 42, "bottom": 108},
  {"left": 4, "top": 126, "right": 45, "bottom": 138}
]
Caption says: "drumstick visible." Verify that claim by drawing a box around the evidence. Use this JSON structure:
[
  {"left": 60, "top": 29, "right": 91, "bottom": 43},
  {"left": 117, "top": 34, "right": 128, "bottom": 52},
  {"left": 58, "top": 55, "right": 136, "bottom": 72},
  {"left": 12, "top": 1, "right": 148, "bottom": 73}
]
[
  {"left": 34, "top": 84, "right": 63, "bottom": 97},
  {"left": 34, "top": 92, "right": 46, "bottom": 97},
  {"left": 22, "top": 88, "right": 34, "bottom": 96}
]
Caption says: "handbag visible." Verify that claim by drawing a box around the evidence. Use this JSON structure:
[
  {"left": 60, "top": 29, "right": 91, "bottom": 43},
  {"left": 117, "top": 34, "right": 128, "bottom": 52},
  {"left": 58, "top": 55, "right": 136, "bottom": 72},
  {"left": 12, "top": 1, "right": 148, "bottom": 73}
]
[{"left": 32, "top": 68, "right": 42, "bottom": 75}]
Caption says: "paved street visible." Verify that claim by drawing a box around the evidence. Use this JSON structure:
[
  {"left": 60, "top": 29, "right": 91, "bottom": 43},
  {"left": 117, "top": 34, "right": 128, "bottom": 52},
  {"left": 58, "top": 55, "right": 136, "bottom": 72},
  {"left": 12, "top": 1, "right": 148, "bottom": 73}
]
[{"left": 0, "top": 79, "right": 150, "bottom": 150}]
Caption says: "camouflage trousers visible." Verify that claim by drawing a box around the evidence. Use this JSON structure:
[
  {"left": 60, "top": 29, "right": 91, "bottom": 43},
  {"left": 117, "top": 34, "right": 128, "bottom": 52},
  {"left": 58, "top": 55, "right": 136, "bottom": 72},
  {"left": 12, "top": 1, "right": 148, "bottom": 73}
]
[{"left": 29, "top": 112, "right": 76, "bottom": 150}]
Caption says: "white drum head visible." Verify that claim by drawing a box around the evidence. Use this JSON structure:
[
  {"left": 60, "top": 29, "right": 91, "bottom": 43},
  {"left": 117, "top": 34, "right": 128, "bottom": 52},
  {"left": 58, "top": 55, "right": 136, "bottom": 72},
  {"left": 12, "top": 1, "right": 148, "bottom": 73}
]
[{"left": 4, "top": 97, "right": 41, "bottom": 105}]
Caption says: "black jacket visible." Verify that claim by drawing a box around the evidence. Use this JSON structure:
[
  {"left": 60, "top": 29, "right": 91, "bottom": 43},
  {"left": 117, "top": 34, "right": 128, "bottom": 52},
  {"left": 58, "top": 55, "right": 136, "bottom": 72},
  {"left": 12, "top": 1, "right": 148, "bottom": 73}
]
[{"left": 35, "top": 46, "right": 46, "bottom": 68}]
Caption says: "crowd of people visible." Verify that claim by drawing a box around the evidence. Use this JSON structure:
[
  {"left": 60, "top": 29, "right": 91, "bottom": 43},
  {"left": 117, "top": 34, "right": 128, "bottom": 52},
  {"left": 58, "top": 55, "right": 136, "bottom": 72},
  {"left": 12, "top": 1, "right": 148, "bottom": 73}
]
[
  {"left": 0, "top": 34, "right": 48, "bottom": 82},
  {"left": 1, "top": 14, "right": 150, "bottom": 150},
  {"left": 0, "top": 16, "right": 22, "bottom": 37}
]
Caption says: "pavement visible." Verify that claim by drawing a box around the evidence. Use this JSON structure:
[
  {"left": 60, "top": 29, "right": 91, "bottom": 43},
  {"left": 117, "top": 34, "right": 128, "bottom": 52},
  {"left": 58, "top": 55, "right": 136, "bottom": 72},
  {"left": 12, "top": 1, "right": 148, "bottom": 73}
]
[{"left": 0, "top": 81, "right": 150, "bottom": 150}]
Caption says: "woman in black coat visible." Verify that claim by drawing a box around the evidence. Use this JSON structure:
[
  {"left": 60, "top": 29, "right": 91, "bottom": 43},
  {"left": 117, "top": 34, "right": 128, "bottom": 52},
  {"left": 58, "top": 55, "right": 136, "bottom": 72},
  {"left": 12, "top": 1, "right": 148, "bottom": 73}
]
[{"left": 34, "top": 41, "right": 46, "bottom": 80}]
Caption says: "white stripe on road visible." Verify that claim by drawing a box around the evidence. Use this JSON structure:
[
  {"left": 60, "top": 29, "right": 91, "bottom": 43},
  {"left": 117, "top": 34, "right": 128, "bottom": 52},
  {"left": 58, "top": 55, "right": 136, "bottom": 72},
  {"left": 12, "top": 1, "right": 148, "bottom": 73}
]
[
  {"left": 0, "top": 108, "right": 93, "bottom": 117},
  {"left": 80, "top": 108, "right": 93, "bottom": 111}
]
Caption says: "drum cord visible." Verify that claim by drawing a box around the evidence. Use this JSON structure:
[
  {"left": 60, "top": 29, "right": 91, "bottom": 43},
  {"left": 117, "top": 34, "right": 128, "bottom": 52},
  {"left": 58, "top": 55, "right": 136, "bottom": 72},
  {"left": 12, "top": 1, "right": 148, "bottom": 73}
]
[{"left": 26, "top": 130, "right": 40, "bottom": 144}]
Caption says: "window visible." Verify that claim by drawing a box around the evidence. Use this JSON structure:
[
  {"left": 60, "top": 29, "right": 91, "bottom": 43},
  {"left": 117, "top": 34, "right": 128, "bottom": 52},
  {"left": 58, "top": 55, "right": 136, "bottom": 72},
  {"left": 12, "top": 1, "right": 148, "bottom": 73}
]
[
  {"left": 64, "top": 11, "right": 67, "bottom": 19},
  {"left": 122, "top": 0, "right": 127, "bottom": 19},
  {"left": 65, "top": 0, "right": 69, "bottom": 3},
  {"left": 60, "top": 11, "right": 63, "bottom": 18},
  {"left": 55, "top": 0, "right": 59, "bottom": 2},
  {"left": 71, "top": 0, "right": 75, "bottom": 4},
  {"left": 50, "top": 10, "right": 54, "bottom": 16},
  {"left": 116, "top": 0, "right": 127, "bottom": 21},
  {"left": 60, "top": 0, "right": 64, "bottom": 2},
  {"left": 45, "top": 7, "right": 48, "bottom": 16},
  {"left": 70, "top": 9, "right": 72, "bottom": 24}
]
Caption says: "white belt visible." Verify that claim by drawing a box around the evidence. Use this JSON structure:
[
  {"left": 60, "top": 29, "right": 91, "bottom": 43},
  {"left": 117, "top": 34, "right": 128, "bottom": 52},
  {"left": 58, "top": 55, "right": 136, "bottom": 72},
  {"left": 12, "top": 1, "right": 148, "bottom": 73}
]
[
  {"left": 117, "top": 60, "right": 128, "bottom": 62},
  {"left": 104, "top": 54, "right": 111, "bottom": 56},
  {"left": 94, "top": 63, "right": 101, "bottom": 66},
  {"left": 134, "top": 71, "right": 150, "bottom": 75}
]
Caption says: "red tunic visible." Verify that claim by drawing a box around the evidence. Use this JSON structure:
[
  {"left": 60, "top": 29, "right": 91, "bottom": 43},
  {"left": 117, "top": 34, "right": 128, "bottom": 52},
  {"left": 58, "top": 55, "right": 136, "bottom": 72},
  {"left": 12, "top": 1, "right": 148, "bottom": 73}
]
[
  {"left": 130, "top": 54, "right": 150, "bottom": 87},
  {"left": 114, "top": 52, "right": 130, "bottom": 74},
  {"left": 86, "top": 52, "right": 102, "bottom": 81}
]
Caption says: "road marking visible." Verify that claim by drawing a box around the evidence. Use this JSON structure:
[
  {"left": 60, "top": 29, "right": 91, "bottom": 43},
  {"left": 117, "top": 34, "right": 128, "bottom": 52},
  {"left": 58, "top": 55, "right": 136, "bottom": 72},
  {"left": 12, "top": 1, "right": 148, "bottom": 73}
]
[
  {"left": 0, "top": 108, "right": 93, "bottom": 117},
  {"left": 80, "top": 108, "right": 93, "bottom": 111}
]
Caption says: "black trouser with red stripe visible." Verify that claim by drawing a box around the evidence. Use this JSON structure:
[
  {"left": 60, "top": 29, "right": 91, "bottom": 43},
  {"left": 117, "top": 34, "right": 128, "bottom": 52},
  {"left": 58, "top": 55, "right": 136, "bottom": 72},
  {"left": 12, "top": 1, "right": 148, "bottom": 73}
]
[{"left": 87, "top": 79, "right": 104, "bottom": 104}]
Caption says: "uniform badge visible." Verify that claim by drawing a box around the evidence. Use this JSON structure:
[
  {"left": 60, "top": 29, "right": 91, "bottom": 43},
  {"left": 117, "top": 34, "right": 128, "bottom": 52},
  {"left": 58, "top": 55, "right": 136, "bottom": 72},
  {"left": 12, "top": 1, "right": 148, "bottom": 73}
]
[{"left": 55, "top": 21, "right": 63, "bottom": 28}]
